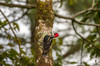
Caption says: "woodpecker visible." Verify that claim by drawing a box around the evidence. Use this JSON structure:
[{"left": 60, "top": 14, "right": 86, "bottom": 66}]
[{"left": 42, "top": 33, "right": 59, "bottom": 56}]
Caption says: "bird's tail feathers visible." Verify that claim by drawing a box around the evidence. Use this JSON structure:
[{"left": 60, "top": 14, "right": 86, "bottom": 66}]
[{"left": 42, "top": 50, "right": 49, "bottom": 57}]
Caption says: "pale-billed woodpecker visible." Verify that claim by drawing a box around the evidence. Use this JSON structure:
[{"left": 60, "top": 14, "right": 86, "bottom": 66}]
[{"left": 42, "top": 33, "right": 59, "bottom": 56}]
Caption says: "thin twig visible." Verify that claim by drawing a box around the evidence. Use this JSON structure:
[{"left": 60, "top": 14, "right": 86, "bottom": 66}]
[
  {"left": 55, "top": 13, "right": 100, "bottom": 27},
  {"left": 0, "top": 10, "right": 28, "bottom": 30},
  {"left": 72, "top": 8, "right": 91, "bottom": 18},
  {"left": 0, "top": 9, "right": 17, "bottom": 39},
  {"left": 0, "top": 2, "right": 36, "bottom": 9},
  {"left": 55, "top": 8, "right": 100, "bottom": 18},
  {"left": 71, "top": 21, "right": 100, "bottom": 50},
  {"left": 10, "top": 10, "right": 28, "bottom": 23},
  {"left": 55, "top": 13, "right": 72, "bottom": 19},
  {"left": 0, "top": 9, "right": 22, "bottom": 65},
  {"left": 92, "top": 0, "right": 95, "bottom": 8},
  {"left": 55, "top": 2, "right": 100, "bottom": 27},
  {"left": 73, "top": 18, "right": 100, "bottom": 27},
  {"left": 72, "top": 8, "right": 100, "bottom": 18}
]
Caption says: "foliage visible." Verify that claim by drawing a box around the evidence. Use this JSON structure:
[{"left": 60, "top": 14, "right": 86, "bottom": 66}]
[
  {"left": 65, "top": 0, "right": 92, "bottom": 14},
  {"left": 53, "top": 38, "right": 63, "bottom": 66},
  {"left": 0, "top": 20, "right": 35, "bottom": 65},
  {"left": 61, "top": 0, "right": 100, "bottom": 65},
  {"left": 0, "top": 0, "right": 100, "bottom": 66}
]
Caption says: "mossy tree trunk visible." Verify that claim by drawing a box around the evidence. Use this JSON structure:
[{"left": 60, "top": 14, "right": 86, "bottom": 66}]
[{"left": 33, "top": 0, "right": 54, "bottom": 66}]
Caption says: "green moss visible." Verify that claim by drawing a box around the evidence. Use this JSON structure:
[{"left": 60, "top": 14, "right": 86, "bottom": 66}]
[{"left": 36, "top": 0, "right": 54, "bottom": 27}]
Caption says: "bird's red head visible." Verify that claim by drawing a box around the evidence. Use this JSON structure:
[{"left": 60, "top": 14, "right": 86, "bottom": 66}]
[{"left": 54, "top": 33, "right": 59, "bottom": 37}]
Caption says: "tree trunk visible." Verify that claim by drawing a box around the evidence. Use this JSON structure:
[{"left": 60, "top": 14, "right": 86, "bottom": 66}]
[{"left": 34, "top": 0, "right": 54, "bottom": 66}]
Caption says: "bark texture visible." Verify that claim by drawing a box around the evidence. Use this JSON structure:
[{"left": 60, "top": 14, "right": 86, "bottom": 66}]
[{"left": 34, "top": 0, "right": 54, "bottom": 66}]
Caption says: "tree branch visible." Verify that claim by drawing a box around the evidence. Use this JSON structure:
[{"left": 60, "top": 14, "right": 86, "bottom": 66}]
[
  {"left": 92, "top": 0, "right": 95, "bottom": 8},
  {"left": 0, "top": 9, "right": 17, "bottom": 40},
  {"left": 0, "top": 2, "right": 36, "bottom": 9},
  {"left": 11, "top": 10, "right": 28, "bottom": 23},
  {"left": 55, "top": 12, "right": 100, "bottom": 27},
  {"left": 55, "top": 13, "right": 72, "bottom": 19},
  {"left": 71, "top": 21, "right": 100, "bottom": 50},
  {"left": 55, "top": 1, "right": 100, "bottom": 27},
  {"left": 0, "top": 9, "right": 22, "bottom": 65}
]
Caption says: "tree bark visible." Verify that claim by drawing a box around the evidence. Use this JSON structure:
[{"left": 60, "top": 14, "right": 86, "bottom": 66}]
[{"left": 33, "top": 0, "right": 54, "bottom": 66}]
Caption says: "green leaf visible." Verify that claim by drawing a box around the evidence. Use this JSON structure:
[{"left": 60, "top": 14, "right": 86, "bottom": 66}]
[
  {"left": 8, "top": 49, "right": 19, "bottom": 62},
  {"left": 2, "top": 20, "right": 7, "bottom": 26},
  {"left": 7, "top": 43, "right": 14, "bottom": 47},
  {"left": 9, "top": 49, "right": 19, "bottom": 57},
  {"left": 58, "top": 38, "right": 63, "bottom": 45},
  {"left": 0, "top": 21, "right": 2, "bottom": 29},
  {"left": 2, "top": 51, "right": 9, "bottom": 58},
  {"left": 86, "top": 33, "right": 96, "bottom": 41},
  {"left": 83, "top": 62, "right": 90, "bottom": 66},
  {"left": 20, "top": 48, "right": 26, "bottom": 55},
  {"left": 13, "top": 22, "right": 20, "bottom": 31},
  {"left": 87, "top": 47, "right": 92, "bottom": 52},
  {"left": 7, "top": 34, "right": 12, "bottom": 39},
  {"left": 54, "top": 61, "right": 62, "bottom": 66},
  {"left": 0, "top": 21, "right": 2, "bottom": 25},
  {"left": 56, "top": 52, "right": 61, "bottom": 58},
  {"left": 95, "top": 43, "right": 100, "bottom": 49},
  {"left": 5, "top": 0, "right": 11, "bottom": 3},
  {"left": 0, "top": 20, "right": 7, "bottom": 29},
  {"left": 94, "top": 12, "right": 100, "bottom": 24},
  {"left": 59, "top": 0, "right": 63, "bottom": 8},
  {"left": 4, "top": 64, "right": 11, "bottom": 66},
  {"left": 21, "top": 56, "right": 30, "bottom": 65},
  {"left": 68, "top": 0, "right": 74, "bottom": 5},
  {"left": 68, "top": 62, "right": 77, "bottom": 64},
  {"left": 81, "top": 16, "right": 89, "bottom": 22},
  {"left": 90, "top": 50, "right": 96, "bottom": 59},
  {"left": 84, "top": 43, "right": 90, "bottom": 48},
  {"left": 0, "top": 45, "right": 3, "bottom": 49},
  {"left": 91, "top": 48, "right": 100, "bottom": 58},
  {"left": 52, "top": 39, "right": 56, "bottom": 45},
  {"left": 0, "top": 61, "right": 6, "bottom": 65}
]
